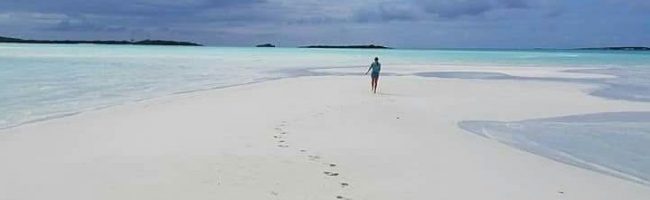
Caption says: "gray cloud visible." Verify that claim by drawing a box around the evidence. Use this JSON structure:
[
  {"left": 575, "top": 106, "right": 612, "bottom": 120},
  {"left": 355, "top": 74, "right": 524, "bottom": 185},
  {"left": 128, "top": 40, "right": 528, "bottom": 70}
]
[
  {"left": 417, "top": 0, "right": 531, "bottom": 19},
  {"left": 0, "top": 0, "right": 271, "bottom": 29},
  {"left": 45, "top": 17, "right": 127, "bottom": 32},
  {"left": 0, "top": 0, "right": 265, "bottom": 15},
  {"left": 353, "top": 2, "right": 420, "bottom": 23},
  {"left": 0, "top": 0, "right": 648, "bottom": 48},
  {"left": 500, "top": 0, "right": 530, "bottom": 9},
  {"left": 420, "top": 0, "right": 494, "bottom": 18},
  {"left": 352, "top": 0, "right": 533, "bottom": 23}
]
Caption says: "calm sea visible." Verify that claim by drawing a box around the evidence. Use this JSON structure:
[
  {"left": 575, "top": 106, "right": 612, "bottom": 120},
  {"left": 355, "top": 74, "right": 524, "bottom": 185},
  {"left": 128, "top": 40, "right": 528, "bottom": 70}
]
[
  {"left": 2, "top": 44, "right": 649, "bottom": 129},
  {"left": 2, "top": 43, "right": 650, "bottom": 185}
]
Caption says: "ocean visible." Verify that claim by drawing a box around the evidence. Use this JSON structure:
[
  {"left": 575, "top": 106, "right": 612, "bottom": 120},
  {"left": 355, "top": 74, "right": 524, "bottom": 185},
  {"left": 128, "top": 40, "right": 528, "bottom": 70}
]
[{"left": 1, "top": 43, "right": 650, "bottom": 184}]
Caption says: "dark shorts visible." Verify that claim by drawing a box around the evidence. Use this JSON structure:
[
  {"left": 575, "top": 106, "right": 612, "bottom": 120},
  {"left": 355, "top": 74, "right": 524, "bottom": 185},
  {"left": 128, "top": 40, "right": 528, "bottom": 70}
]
[{"left": 371, "top": 72, "right": 380, "bottom": 78}]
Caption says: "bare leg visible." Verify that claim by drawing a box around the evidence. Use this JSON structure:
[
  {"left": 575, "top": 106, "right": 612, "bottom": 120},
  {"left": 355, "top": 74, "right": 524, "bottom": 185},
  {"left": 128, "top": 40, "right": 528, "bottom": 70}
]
[
  {"left": 372, "top": 77, "right": 378, "bottom": 93},
  {"left": 374, "top": 76, "right": 379, "bottom": 93}
]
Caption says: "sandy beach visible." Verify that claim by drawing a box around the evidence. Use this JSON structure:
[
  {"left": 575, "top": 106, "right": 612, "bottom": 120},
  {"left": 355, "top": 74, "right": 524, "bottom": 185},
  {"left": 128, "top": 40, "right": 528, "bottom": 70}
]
[{"left": 1, "top": 66, "right": 650, "bottom": 200}]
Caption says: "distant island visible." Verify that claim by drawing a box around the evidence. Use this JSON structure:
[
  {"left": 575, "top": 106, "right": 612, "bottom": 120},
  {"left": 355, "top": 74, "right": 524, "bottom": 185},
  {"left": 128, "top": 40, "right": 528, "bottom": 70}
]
[
  {"left": 301, "top": 44, "right": 390, "bottom": 49},
  {"left": 575, "top": 47, "right": 650, "bottom": 51},
  {"left": 0, "top": 36, "right": 201, "bottom": 46},
  {"left": 256, "top": 43, "right": 275, "bottom": 47}
]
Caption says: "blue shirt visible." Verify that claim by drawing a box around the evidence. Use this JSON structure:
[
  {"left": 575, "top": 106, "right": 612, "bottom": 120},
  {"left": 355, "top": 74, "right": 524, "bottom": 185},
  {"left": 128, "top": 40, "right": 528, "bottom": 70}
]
[{"left": 370, "top": 62, "right": 381, "bottom": 74}]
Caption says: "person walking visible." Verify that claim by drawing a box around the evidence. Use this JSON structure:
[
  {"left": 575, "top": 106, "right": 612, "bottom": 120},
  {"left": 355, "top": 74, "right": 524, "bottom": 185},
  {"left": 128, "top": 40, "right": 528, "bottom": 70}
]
[{"left": 365, "top": 57, "right": 381, "bottom": 94}]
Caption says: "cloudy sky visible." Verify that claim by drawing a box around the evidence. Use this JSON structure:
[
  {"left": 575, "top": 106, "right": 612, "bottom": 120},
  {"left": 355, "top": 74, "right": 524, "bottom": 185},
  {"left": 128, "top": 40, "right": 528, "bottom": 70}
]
[{"left": 0, "top": 0, "right": 648, "bottom": 48}]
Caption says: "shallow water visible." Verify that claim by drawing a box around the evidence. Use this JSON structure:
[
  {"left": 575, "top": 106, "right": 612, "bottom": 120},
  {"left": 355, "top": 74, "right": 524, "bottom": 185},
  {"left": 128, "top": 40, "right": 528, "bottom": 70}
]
[
  {"left": 2, "top": 43, "right": 650, "bottom": 185},
  {"left": 459, "top": 112, "right": 650, "bottom": 186},
  {"left": 1, "top": 44, "right": 649, "bottom": 130},
  {"left": 415, "top": 67, "right": 650, "bottom": 102}
]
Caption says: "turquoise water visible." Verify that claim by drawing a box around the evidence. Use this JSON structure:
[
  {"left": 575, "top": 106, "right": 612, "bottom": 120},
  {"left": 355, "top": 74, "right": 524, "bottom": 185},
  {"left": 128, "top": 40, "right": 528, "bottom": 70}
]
[
  {"left": 460, "top": 112, "right": 650, "bottom": 186},
  {"left": 2, "top": 43, "right": 650, "bottom": 185},
  {"left": 1, "top": 43, "right": 650, "bottom": 130}
]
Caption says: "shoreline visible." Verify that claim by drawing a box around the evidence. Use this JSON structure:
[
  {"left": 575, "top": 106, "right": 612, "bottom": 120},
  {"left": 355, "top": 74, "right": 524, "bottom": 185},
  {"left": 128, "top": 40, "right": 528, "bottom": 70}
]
[
  {"left": 1, "top": 65, "right": 611, "bottom": 131},
  {"left": 2, "top": 67, "right": 650, "bottom": 199}
]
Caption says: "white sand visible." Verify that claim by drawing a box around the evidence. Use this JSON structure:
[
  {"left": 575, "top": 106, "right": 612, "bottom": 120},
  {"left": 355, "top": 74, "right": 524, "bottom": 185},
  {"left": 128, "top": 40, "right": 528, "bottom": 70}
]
[
  {"left": 1, "top": 67, "right": 650, "bottom": 199},
  {"left": 314, "top": 65, "right": 616, "bottom": 79}
]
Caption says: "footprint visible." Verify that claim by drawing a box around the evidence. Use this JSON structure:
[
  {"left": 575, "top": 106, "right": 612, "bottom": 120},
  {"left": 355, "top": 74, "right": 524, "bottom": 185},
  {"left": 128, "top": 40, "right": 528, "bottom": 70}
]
[
  {"left": 278, "top": 140, "right": 286, "bottom": 143},
  {"left": 336, "top": 195, "right": 351, "bottom": 200},
  {"left": 278, "top": 144, "right": 289, "bottom": 148},
  {"left": 341, "top": 182, "right": 349, "bottom": 187},
  {"left": 299, "top": 149, "right": 307, "bottom": 152},
  {"left": 280, "top": 132, "right": 287, "bottom": 135},
  {"left": 329, "top": 163, "right": 336, "bottom": 167},
  {"left": 324, "top": 171, "right": 339, "bottom": 176},
  {"left": 308, "top": 155, "right": 321, "bottom": 161}
]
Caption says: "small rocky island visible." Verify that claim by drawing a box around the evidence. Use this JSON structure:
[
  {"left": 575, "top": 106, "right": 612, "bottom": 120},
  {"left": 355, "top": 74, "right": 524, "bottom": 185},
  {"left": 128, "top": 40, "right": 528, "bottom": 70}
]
[
  {"left": 301, "top": 44, "right": 390, "bottom": 49},
  {"left": 576, "top": 47, "right": 650, "bottom": 51},
  {"left": 0, "top": 36, "right": 201, "bottom": 46},
  {"left": 256, "top": 43, "right": 275, "bottom": 47}
]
